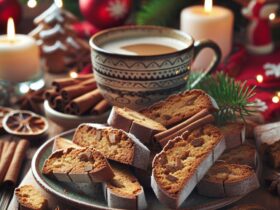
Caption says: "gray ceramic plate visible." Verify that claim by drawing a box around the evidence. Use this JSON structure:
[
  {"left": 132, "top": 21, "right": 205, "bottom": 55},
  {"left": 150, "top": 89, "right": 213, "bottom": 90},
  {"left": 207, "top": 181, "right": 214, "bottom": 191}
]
[{"left": 31, "top": 129, "right": 242, "bottom": 210}]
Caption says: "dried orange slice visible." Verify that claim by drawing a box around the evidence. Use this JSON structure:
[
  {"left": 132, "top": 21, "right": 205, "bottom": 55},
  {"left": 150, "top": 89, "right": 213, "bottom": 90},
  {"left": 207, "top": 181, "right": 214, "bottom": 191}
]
[{"left": 2, "top": 110, "right": 48, "bottom": 137}]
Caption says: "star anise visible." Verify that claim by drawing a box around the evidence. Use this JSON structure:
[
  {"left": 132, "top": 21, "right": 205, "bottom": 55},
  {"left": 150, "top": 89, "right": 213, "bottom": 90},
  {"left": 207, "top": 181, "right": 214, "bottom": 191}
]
[{"left": 16, "top": 89, "right": 46, "bottom": 114}]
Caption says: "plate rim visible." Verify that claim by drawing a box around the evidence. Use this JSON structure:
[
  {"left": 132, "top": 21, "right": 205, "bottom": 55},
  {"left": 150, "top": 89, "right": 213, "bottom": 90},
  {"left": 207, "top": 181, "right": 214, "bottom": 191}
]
[{"left": 31, "top": 129, "right": 243, "bottom": 210}]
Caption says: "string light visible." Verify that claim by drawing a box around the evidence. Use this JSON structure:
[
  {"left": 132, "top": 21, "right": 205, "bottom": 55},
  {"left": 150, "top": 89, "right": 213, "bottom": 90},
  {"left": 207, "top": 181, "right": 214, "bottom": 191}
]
[
  {"left": 27, "top": 0, "right": 37, "bottom": 8},
  {"left": 277, "top": 92, "right": 280, "bottom": 97},
  {"left": 269, "top": 13, "right": 276, "bottom": 21},
  {"left": 256, "top": 74, "right": 263, "bottom": 83},
  {"left": 272, "top": 96, "right": 280, "bottom": 104},
  {"left": 69, "top": 71, "right": 78, "bottom": 78}
]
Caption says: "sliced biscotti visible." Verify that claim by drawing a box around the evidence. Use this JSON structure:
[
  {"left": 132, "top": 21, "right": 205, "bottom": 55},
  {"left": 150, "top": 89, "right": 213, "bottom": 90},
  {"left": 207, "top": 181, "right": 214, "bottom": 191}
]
[
  {"left": 52, "top": 137, "right": 82, "bottom": 152},
  {"left": 108, "top": 106, "right": 167, "bottom": 144},
  {"left": 219, "top": 144, "right": 257, "bottom": 169},
  {"left": 103, "top": 163, "right": 147, "bottom": 210},
  {"left": 42, "top": 147, "right": 114, "bottom": 183},
  {"left": 197, "top": 162, "right": 259, "bottom": 198},
  {"left": 219, "top": 122, "right": 246, "bottom": 150},
  {"left": 73, "top": 123, "right": 150, "bottom": 170},
  {"left": 15, "top": 185, "right": 48, "bottom": 210},
  {"left": 254, "top": 121, "right": 280, "bottom": 169},
  {"left": 141, "top": 89, "right": 218, "bottom": 127},
  {"left": 151, "top": 124, "right": 225, "bottom": 208}
]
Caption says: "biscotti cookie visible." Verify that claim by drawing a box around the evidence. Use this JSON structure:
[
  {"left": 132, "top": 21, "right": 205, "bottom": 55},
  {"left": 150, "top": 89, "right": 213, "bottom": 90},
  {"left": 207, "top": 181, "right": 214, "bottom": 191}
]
[
  {"left": 254, "top": 122, "right": 280, "bottom": 169},
  {"left": 151, "top": 124, "right": 225, "bottom": 208},
  {"left": 73, "top": 123, "right": 150, "bottom": 170},
  {"left": 52, "top": 137, "right": 81, "bottom": 152},
  {"left": 15, "top": 185, "right": 48, "bottom": 210},
  {"left": 42, "top": 147, "right": 114, "bottom": 183},
  {"left": 219, "top": 144, "right": 257, "bottom": 169},
  {"left": 197, "top": 162, "right": 259, "bottom": 198},
  {"left": 219, "top": 122, "right": 245, "bottom": 150},
  {"left": 141, "top": 89, "right": 218, "bottom": 127},
  {"left": 103, "top": 163, "right": 147, "bottom": 210},
  {"left": 108, "top": 106, "right": 167, "bottom": 144}
]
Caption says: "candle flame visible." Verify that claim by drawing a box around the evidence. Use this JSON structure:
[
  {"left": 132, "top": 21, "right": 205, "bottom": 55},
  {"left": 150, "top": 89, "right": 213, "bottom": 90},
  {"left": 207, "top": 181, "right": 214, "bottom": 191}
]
[
  {"left": 204, "top": 0, "right": 213, "bottom": 13},
  {"left": 7, "top": 18, "right": 15, "bottom": 41},
  {"left": 54, "top": 0, "right": 63, "bottom": 8}
]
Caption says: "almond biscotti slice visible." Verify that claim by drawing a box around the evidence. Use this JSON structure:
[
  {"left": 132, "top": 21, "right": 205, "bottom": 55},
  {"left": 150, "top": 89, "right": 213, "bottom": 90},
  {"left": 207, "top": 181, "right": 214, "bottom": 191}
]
[
  {"left": 219, "top": 144, "right": 257, "bottom": 169},
  {"left": 219, "top": 122, "right": 246, "bottom": 150},
  {"left": 15, "top": 185, "right": 48, "bottom": 210},
  {"left": 141, "top": 89, "right": 218, "bottom": 127},
  {"left": 52, "top": 137, "right": 82, "bottom": 152},
  {"left": 103, "top": 163, "right": 147, "bottom": 210},
  {"left": 151, "top": 124, "right": 225, "bottom": 208},
  {"left": 108, "top": 106, "right": 167, "bottom": 144},
  {"left": 73, "top": 123, "right": 150, "bottom": 170},
  {"left": 197, "top": 162, "right": 259, "bottom": 198},
  {"left": 42, "top": 147, "right": 114, "bottom": 183}
]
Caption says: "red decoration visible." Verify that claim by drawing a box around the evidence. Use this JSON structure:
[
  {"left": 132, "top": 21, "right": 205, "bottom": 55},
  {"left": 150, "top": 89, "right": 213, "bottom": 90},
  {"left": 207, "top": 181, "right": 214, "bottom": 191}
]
[
  {"left": 0, "top": 0, "right": 22, "bottom": 32},
  {"left": 79, "top": 0, "right": 132, "bottom": 29},
  {"left": 71, "top": 21, "right": 99, "bottom": 38},
  {"left": 235, "top": 48, "right": 280, "bottom": 120},
  {"left": 242, "top": 0, "right": 279, "bottom": 54}
]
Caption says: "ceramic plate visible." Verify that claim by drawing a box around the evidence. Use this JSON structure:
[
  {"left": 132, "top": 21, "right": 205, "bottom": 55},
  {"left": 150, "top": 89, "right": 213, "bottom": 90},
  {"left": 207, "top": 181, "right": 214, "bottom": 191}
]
[{"left": 32, "top": 130, "right": 242, "bottom": 210}]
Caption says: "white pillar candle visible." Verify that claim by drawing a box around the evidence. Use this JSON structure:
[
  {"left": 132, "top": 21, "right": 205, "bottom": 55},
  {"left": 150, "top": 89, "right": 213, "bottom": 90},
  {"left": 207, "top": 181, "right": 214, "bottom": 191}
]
[
  {"left": 0, "top": 18, "right": 40, "bottom": 83},
  {"left": 180, "top": 0, "right": 233, "bottom": 70}
]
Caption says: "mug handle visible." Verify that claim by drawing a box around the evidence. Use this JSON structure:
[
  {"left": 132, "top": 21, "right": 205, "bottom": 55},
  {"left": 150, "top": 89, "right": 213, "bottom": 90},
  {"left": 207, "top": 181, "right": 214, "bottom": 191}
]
[{"left": 189, "top": 39, "right": 222, "bottom": 89}]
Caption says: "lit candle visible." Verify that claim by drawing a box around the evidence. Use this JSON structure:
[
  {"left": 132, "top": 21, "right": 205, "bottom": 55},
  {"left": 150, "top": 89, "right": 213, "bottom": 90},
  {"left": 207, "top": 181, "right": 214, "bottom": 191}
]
[
  {"left": 180, "top": 0, "right": 234, "bottom": 70},
  {"left": 0, "top": 18, "right": 40, "bottom": 83}
]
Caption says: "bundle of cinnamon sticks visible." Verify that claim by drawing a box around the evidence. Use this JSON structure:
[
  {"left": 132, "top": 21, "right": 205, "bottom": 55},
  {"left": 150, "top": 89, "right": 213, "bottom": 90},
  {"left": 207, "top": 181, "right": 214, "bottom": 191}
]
[
  {"left": 45, "top": 74, "right": 111, "bottom": 116},
  {"left": 0, "top": 139, "right": 29, "bottom": 185}
]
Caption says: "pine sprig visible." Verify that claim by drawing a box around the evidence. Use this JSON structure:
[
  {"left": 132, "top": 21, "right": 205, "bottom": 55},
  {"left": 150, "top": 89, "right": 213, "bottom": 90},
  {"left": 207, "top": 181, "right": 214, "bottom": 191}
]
[
  {"left": 186, "top": 72, "right": 257, "bottom": 124},
  {"left": 136, "top": 0, "right": 191, "bottom": 26}
]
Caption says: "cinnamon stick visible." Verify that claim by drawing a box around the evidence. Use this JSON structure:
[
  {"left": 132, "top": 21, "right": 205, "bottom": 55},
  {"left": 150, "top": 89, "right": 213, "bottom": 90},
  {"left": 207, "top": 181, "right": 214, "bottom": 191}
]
[
  {"left": 79, "top": 78, "right": 96, "bottom": 86},
  {"left": 52, "top": 74, "right": 93, "bottom": 91},
  {"left": 0, "top": 141, "right": 16, "bottom": 183},
  {"left": 90, "top": 99, "right": 111, "bottom": 115},
  {"left": 154, "top": 109, "right": 209, "bottom": 140},
  {"left": 70, "top": 89, "right": 103, "bottom": 115},
  {"left": 0, "top": 141, "right": 4, "bottom": 163},
  {"left": 4, "top": 139, "right": 29, "bottom": 184},
  {"left": 157, "top": 114, "right": 215, "bottom": 147},
  {"left": 60, "top": 82, "right": 97, "bottom": 102},
  {"left": 0, "top": 141, "right": 10, "bottom": 161},
  {"left": 53, "top": 96, "right": 65, "bottom": 112},
  {"left": 45, "top": 89, "right": 59, "bottom": 107}
]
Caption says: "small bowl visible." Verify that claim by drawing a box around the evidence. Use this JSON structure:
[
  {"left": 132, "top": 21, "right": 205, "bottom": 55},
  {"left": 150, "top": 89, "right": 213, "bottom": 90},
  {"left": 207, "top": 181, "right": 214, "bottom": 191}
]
[{"left": 44, "top": 101, "right": 110, "bottom": 130}]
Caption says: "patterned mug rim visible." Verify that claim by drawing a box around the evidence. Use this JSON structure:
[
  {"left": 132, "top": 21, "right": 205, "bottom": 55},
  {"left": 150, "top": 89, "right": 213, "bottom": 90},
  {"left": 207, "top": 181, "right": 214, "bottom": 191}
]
[{"left": 89, "top": 25, "right": 194, "bottom": 58}]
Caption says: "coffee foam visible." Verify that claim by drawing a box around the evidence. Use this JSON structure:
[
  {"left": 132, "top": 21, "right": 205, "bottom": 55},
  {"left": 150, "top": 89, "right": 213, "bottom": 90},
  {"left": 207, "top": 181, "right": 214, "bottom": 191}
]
[{"left": 101, "top": 36, "right": 190, "bottom": 55}]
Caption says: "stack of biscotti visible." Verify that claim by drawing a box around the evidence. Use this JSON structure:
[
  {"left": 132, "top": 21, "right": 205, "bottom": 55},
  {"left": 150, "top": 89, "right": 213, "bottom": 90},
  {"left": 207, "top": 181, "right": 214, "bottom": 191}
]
[
  {"left": 103, "top": 163, "right": 147, "bottom": 210},
  {"left": 141, "top": 89, "right": 218, "bottom": 127},
  {"left": 42, "top": 147, "right": 114, "bottom": 183},
  {"left": 197, "top": 162, "right": 259, "bottom": 198},
  {"left": 219, "top": 122, "right": 246, "bottom": 150},
  {"left": 15, "top": 185, "right": 48, "bottom": 210},
  {"left": 254, "top": 121, "right": 280, "bottom": 169},
  {"left": 73, "top": 123, "right": 150, "bottom": 170},
  {"left": 151, "top": 124, "right": 225, "bottom": 208},
  {"left": 51, "top": 137, "right": 147, "bottom": 210},
  {"left": 108, "top": 106, "right": 167, "bottom": 144}
]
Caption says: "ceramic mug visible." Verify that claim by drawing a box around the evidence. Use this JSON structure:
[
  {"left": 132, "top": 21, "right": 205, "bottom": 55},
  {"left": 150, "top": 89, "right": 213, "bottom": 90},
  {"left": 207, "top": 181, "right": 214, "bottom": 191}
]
[{"left": 90, "top": 25, "right": 221, "bottom": 110}]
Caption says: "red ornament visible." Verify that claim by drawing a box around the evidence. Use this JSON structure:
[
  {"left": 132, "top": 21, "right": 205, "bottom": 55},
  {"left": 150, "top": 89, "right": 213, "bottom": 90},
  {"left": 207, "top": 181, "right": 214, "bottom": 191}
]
[
  {"left": 79, "top": 0, "right": 132, "bottom": 29},
  {"left": 0, "top": 0, "right": 22, "bottom": 32}
]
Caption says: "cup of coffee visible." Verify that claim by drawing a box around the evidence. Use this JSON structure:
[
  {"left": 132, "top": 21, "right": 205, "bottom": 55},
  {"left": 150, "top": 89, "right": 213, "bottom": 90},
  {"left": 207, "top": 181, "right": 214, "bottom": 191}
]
[{"left": 90, "top": 25, "right": 221, "bottom": 110}]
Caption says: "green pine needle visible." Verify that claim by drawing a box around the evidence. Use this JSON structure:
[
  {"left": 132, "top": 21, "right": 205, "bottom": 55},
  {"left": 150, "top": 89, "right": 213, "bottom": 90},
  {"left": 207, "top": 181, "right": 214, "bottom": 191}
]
[
  {"left": 136, "top": 0, "right": 191, "bottom": 26},
  {"left": 186, "top": 72, "right": 257, "bottom": 124}
]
